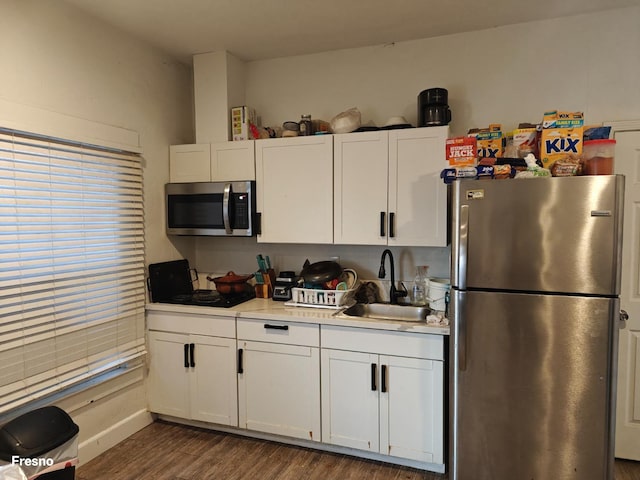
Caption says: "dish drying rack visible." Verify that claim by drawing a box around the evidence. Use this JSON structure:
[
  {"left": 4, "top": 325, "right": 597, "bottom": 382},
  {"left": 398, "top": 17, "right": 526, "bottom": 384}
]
[{"left": 284, "top": 286, "right": 357, "bottom": 309}]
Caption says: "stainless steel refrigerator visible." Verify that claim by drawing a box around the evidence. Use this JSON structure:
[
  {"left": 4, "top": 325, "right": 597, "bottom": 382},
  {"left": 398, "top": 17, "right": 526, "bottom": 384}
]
[{"left": 450, "top": 175, "right": 625, "bottom": 480}]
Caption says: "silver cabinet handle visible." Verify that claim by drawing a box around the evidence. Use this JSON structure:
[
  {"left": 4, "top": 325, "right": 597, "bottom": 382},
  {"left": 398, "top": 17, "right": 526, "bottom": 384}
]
[{"left": 223, "top": 183, "right": 232, "bottom": 234}]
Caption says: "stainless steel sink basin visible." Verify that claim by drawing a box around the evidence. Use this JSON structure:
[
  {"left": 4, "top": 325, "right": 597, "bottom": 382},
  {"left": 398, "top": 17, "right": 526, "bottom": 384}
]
[{"left": 341, "top": 303, "right": 429, "bottom": 322}]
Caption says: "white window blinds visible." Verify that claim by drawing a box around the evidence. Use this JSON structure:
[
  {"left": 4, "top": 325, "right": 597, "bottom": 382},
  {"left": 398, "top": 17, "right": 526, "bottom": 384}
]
[{"left": 0, "top": 128, "right": 146, "bottom": 413}]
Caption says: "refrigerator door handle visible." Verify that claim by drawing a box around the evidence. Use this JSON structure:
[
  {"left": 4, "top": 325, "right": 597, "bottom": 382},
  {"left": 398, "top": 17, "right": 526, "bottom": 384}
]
[
  {"left": 455, "top": 291, "right": 467, "bottom": 371},
  {"left": 457, "top": 204, "right": 469, "bottom": 289}
]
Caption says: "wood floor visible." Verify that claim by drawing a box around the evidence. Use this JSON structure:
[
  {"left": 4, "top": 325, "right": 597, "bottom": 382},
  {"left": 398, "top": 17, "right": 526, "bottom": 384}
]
[{"left": 77, "top": 420, "right": 640, "bottom": 480}]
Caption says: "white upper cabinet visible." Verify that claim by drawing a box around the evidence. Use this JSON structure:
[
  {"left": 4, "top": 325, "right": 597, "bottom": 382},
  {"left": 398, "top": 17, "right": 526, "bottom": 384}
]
[
  {"left": 169, "top": 143, "right": 211, "bottom": 183},
  {"left": 334, "top": 131, "right": 389, "bottom": 245},
  {"left": 255, "top": 135, "right": 333, "bottom": 244},
  {"left": 169, "top": 141, "right": 255, "bottom": 183},
  {"left": 334, "top": 126, "right": 448, "bottom": 247},
  {"left": 388, "top": 126, "right": 448, "bottom": 247},
  {"left": 211, "top": 140, "right": 256, "bottom": 180}
]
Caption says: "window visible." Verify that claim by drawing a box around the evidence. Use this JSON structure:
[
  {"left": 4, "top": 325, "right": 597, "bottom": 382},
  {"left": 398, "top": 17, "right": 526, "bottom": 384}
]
[{"left": 0, "top": 128, "right": 146, "bottom": 412}]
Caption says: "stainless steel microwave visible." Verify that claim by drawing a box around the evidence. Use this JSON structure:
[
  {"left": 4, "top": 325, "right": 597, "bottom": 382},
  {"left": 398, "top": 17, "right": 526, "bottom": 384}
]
[{"left": 165, "top": 181, "right": 256, "bottom": 236}]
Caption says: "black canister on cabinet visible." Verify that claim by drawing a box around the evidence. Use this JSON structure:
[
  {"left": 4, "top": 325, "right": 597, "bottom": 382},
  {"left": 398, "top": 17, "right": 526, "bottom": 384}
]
[{"left": 418, "top": 88, "right": 451, "bottom": 127}]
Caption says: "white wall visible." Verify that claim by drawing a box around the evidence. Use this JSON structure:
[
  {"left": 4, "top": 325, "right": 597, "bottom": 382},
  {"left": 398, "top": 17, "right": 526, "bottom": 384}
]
[
  {"left": 0, "top": 0, "right": 194, "bottom": 464},
  {"left": 193, "top": 6, "right": 639, "bottom": 284},
  {"left": 245, "top": 7, "right": 640, "bottom": 134}
]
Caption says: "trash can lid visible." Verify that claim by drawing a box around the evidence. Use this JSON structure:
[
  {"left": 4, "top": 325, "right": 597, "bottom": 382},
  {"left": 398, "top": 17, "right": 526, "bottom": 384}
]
[{"left": 0, "top": 406, "right": 79, "bottom": 460}]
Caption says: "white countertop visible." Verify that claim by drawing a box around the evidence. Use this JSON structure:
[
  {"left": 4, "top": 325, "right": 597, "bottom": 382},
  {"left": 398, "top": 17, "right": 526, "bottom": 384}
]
[{"left": 145, "top": 298, "right": 450, "bottom": 335}]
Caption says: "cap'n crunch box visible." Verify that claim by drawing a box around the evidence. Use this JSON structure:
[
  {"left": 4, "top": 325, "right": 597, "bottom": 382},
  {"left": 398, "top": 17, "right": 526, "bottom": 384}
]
[
  {"left": 540, "top": 111, "right": 584, "bottom": 169},
  {"left": 446, "top": 136, "right": 477, "bottom": 167}
]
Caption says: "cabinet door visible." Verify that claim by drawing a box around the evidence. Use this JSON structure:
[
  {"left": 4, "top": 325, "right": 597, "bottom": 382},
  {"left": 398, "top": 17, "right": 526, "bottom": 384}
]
[
  {"left": 238, "top": 340, "right": 321, "bottom": 441},
  {"left": 147, "top": 331, "right": 190, "bottom": 418},
  {"left": 211, "top": 140, "right": 255, "bottom": 181},
  {"left": 388, "top": 126, "right": 448, "bottom": 246},
  {"left": 190, "top": 335, "right": 238, "bottom": 426},
  {"left": 321, "top": 349, "right": 379, "bottom": 452},
  {"left": 334, "top": 131, "right": 389, "bottom": 245},
  {"left": 255, "top": 136, "right": 333, "bottom": 243},
  {"left": 379, "top": 355, "right": 444, "bottom": 464},
  {"left": 169, "top": 144, "right": 212, "bottom": 183}
]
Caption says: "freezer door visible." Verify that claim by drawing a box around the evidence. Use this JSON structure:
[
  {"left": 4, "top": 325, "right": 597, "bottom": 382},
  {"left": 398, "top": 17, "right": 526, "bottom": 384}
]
[
  {"left": 450, "top": 290, "right": 618, "bottom": 480},
  {"left": 451, "top": 175, "right": 624, "bottom": 295}
]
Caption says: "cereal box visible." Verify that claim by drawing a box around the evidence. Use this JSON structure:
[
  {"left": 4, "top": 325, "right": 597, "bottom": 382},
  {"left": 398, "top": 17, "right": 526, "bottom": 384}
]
[
  {"left": 540, "top": 111, "right": 584, "bottom": 169},
  {"left": 506, "top": 127, "right": 539, "bottom": 158},
  {"left": 446, "top": 136, "right": 477, "bottom": 167},
  {"left": 231, "top": 106, "right": 256, "bottom": 141},
  {"left": 469, "top": 124, "right": 504, "bottom": 158}
]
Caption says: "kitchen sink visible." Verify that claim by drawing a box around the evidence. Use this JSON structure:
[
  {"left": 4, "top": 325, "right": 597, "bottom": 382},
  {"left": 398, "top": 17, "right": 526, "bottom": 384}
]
[{"left": 341, "top": 303, "right": 429, "bottom": 322}]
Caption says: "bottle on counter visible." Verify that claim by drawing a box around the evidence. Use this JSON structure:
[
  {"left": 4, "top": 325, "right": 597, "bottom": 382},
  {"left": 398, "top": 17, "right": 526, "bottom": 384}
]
[
  {"left": 411, "top": 266, "right": 429, "bottom": 307},
  {"left": 299, "top": 114, "right": 312, "bottom": 136}
]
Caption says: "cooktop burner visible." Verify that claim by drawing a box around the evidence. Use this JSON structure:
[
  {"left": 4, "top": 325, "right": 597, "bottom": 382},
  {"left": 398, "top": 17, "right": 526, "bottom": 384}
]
[{"left": 167, "top": 289, "right": 255, "bottom": 308}]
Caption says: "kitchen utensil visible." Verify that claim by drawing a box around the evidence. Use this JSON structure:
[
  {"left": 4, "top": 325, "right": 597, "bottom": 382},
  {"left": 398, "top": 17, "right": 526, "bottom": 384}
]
[
  {"left": 341, "top": 268, "right": 358, "bottom": 289},
  {"left": 300, "top": 260, "right": 343, "bottom": 285},
  {"left": 380, "top": 116, "right": 412, "bottom": 130},
  {"left": 330, "top": 108, "right": 361, "bottom": 134},
  {"left": 208, "top": 271, "right": 254, "bottom": 294},
  {"left": 282, "top": 121, "right": 300, "bottom": 131},
  {"left": 257, "top": 254, "right": 267, "bottom": 271}
]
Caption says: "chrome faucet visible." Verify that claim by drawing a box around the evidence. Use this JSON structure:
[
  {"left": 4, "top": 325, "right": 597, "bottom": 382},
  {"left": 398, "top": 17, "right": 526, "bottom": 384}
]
[{"left": 378, "top": 249, "right": 407, "bottom": 304}]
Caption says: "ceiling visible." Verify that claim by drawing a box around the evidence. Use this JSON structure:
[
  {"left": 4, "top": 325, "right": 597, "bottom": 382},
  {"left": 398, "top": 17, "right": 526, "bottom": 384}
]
[{"left": 63, "top": 0, "right": 640, "bottom": 63}]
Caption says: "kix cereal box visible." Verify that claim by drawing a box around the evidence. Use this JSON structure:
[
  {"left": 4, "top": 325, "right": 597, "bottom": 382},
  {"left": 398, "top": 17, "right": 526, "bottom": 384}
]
[
  {"left": 540, "top": 111, "right": 584, "bottom": 168},
  {"left": 469, "top": 124, "right": 504, "bottom": 158},
  {"left": 446, "top": 136, "right": 477, "bottom": 167}
]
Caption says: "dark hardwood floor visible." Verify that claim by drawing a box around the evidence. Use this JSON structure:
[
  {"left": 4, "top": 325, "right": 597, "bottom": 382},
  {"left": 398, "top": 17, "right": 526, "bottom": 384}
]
[{"left": 77, "top": 420, "right": 640, "bottom": 479}]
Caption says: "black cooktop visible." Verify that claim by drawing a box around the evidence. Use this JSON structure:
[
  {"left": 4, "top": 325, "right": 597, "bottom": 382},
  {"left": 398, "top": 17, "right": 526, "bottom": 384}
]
[
  {"left": 147, "top": 259, "right": 255, "bottom": 308},
  {"left": 167, "top": 289, "right": 255, "bottom": 308}
]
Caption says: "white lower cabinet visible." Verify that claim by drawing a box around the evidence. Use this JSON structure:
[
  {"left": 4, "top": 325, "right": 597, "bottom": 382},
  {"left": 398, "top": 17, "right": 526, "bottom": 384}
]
[
  {"left": 147, "top": 312, "right": 238, "bottom": 426},
  {"left": 321, "top": 325, "right": 445, "bottom": 465},
  {"left": 146, "top": 309, "right": 445, "bottom": 471},
  {"left": 237, "top": 318, "right": 321, "bottom": 441}
]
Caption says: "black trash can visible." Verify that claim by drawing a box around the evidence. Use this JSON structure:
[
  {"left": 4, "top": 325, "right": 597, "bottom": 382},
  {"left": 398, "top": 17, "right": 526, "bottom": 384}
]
[{"left": 0, "top": 406, "right": 79, "bottom": 480}]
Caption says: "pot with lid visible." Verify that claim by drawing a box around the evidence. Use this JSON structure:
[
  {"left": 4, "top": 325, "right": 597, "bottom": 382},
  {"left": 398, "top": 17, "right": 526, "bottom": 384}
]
[{"left": 207, "top": 271, "right": 254, "bottom": 294}]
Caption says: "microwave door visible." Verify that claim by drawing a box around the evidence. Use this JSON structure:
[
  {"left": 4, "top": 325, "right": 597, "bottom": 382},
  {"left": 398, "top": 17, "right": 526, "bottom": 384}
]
[{"left": 166, "top": 192, "right": 225, "bottom": 235}]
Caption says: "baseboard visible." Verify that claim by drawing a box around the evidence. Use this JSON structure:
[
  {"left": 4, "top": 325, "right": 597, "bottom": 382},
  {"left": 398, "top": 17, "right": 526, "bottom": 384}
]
[
  {"left": 157, "top": 415, "right": 446, "bottom": 474},
  {"left": 78, "top": 409, "right": 154, "bottom": 464}
]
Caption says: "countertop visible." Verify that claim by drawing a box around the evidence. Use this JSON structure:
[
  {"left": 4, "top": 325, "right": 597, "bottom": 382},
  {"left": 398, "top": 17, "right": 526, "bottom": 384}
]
[{"left": 145, "top": 298, "right": 450, "bottom": 335}]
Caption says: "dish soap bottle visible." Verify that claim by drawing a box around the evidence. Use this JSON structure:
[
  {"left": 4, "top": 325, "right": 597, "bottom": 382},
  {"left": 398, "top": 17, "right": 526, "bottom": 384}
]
[{"left": 411, "top": 266, "right": 428, "bottom": 306}]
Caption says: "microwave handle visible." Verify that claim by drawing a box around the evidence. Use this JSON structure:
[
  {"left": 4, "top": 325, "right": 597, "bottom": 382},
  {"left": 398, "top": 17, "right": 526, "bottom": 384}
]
[{"left": 223, "top": 183, "right": 232, "bottom": 234}]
